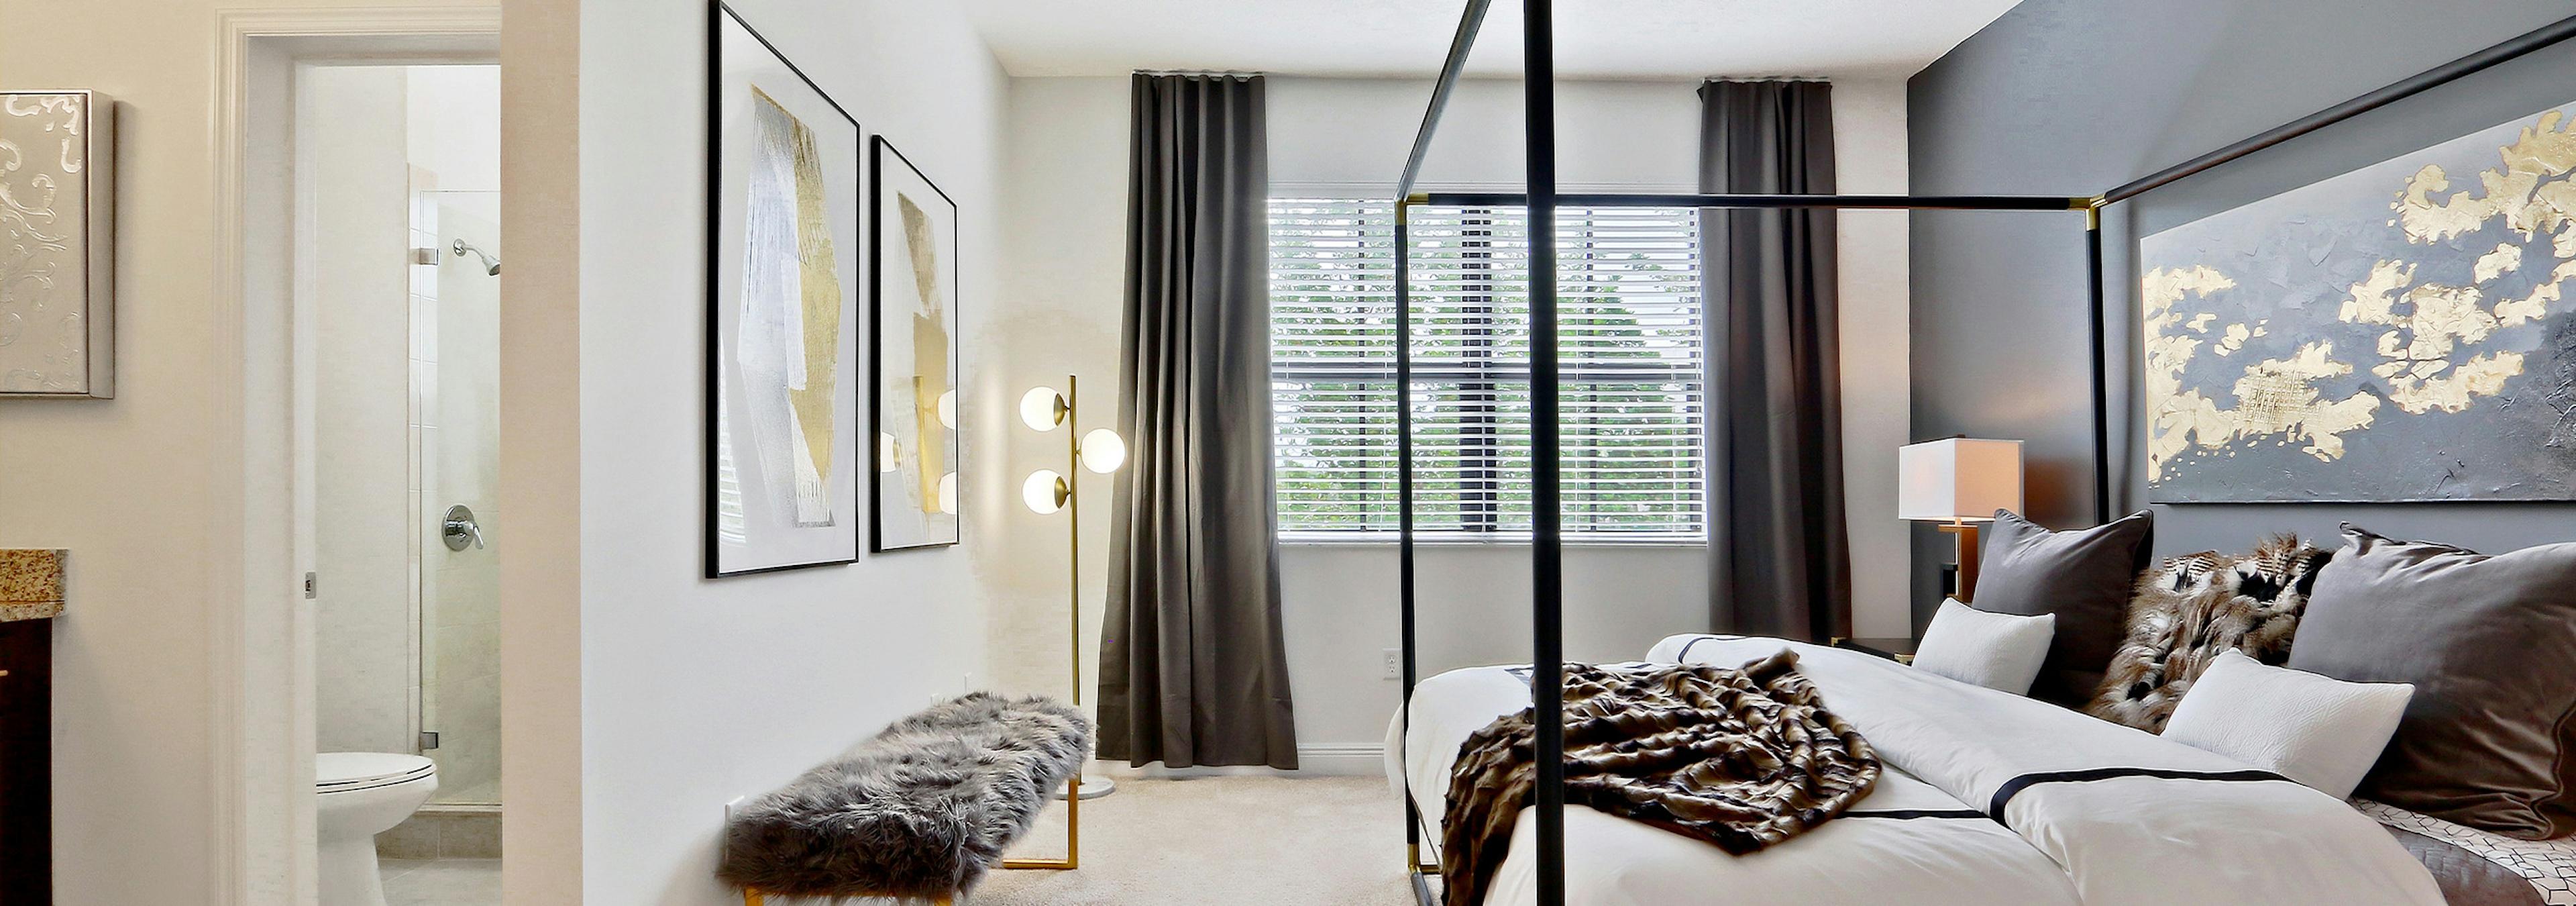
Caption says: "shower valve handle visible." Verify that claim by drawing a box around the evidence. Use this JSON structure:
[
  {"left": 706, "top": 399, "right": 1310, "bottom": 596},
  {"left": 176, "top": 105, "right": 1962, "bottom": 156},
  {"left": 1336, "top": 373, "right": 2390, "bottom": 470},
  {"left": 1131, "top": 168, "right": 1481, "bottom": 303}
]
[{"left": 442, "top": 505, "right": 486, "bottom": 551}]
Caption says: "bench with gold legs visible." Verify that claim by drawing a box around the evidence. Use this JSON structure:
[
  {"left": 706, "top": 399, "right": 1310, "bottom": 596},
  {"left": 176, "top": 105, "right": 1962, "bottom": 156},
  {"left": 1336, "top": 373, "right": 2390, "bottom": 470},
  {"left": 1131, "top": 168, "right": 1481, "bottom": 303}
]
[
  {"left": 735, "top": 772, "right": 1082, "bottom": 906},
  {"left": 716, "top": 694, "right": 1090, "bottom": 906}
]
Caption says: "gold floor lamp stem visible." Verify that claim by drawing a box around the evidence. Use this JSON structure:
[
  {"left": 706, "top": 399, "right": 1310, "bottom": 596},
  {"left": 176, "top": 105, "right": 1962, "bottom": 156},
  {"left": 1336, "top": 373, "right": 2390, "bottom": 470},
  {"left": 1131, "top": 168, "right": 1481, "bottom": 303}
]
[{"left": 1004, "top": 373, "right": 1081, "bottom": 870}]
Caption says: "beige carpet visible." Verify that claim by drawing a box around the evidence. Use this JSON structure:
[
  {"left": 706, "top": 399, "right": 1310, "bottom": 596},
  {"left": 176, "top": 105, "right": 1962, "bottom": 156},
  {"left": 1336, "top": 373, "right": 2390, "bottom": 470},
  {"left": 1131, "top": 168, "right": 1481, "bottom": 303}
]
[{"left": 970, "top": 776, "right": 1418, "bottom": 905}]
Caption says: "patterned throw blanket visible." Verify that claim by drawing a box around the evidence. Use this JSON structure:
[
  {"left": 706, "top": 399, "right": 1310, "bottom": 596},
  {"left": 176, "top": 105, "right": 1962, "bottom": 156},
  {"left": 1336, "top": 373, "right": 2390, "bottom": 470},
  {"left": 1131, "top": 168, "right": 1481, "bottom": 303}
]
[{"left": 1440, "top": 650, "right": 1880, "bottom": 906}]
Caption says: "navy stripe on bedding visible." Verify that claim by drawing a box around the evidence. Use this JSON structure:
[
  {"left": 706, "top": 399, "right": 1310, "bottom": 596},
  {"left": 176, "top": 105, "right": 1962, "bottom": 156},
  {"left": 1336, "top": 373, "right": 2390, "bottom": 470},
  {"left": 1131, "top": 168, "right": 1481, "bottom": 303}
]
[
  {"left": 1985, "top": 767, "right": 2294, "bottom": 821},
  {"left": 1841, "top": 809, "right": 1992, "bottom": 820}
]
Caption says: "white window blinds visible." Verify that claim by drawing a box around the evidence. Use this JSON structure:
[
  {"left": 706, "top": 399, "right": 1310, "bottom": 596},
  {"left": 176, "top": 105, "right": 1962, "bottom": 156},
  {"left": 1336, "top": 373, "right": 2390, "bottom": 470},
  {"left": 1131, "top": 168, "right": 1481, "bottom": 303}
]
[{"left": 1270, "top": 197, "right": 1707, "bottom": 540}]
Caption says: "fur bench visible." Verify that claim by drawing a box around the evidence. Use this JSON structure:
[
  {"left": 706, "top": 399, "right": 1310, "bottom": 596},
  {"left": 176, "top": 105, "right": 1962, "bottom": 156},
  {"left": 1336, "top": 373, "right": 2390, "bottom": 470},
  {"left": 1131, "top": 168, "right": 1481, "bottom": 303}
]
[{"left": 718, "top": 693, "right": 1091, "bottom": 904}]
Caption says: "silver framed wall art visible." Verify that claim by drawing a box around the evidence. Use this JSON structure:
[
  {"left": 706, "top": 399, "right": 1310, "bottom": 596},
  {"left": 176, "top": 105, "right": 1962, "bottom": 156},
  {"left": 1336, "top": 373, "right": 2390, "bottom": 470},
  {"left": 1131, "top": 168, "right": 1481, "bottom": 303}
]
[
  {"left": 705, "top": 3, "right": 865, "bottom": 575},
  {"left": 869, "top": 138, "right": 961, "bottom": 550},
  {"left": 1, "top": 91, "right": 115, "bottom": 398}
]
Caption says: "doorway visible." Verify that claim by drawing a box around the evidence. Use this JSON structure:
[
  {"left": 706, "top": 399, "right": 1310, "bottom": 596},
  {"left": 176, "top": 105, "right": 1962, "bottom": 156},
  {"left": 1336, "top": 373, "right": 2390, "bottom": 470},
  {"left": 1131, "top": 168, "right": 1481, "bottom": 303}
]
[
  {"left": 301, "top": 60, "right": 502, "bottom": 905},
  {"left": 219, "top": 11, "right": 502, "bottom": 905}
]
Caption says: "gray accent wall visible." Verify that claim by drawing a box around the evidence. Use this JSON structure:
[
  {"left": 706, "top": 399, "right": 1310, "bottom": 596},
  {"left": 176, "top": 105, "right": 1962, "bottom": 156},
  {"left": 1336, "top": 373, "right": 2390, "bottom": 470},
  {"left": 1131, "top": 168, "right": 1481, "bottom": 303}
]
[{"left": 1908, "top": 0, "right": 2576, "bottom": 630}]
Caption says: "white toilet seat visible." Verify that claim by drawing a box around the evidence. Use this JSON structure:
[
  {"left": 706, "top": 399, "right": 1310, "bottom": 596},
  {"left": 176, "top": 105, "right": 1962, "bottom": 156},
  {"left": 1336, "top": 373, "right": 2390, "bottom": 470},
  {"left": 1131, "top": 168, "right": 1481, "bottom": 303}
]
[{"left": 319, "top": 752, "right": 437, "bottom": 794}]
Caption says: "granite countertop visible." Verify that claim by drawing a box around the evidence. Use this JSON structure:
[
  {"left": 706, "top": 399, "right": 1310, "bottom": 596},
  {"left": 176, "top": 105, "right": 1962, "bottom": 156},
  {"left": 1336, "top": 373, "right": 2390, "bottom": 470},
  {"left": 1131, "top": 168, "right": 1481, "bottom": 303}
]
[{"left": 0, "top": 550, "right": 65, "bottom": 622}]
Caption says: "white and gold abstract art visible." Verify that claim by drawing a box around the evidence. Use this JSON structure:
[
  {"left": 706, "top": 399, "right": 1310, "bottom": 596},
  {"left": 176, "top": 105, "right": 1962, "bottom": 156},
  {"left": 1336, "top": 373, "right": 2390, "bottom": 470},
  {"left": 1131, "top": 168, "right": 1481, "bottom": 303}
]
[
  {"left": 709, "top": 5, "right": 862, "bottom": 574},
  {"left": 870, "top": 138, "right": 961, "bottom": 550}
]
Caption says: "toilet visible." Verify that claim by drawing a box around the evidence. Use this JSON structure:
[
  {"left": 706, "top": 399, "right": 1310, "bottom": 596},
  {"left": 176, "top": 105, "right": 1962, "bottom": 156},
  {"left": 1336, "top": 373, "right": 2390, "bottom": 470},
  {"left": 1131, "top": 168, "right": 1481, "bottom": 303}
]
[{"left": 317, "top": 752, "right": 438, "bottom": 906}]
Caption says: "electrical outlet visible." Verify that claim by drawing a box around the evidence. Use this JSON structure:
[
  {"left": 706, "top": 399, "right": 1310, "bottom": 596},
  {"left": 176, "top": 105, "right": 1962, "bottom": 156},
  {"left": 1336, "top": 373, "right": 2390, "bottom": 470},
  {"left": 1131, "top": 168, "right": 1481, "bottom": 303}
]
[
  {"left": 1383, "top": 648, "right": 1403, "bottom": 681},
  {"left": 722, "top": 796, "right": 747, "bottom": 868}
]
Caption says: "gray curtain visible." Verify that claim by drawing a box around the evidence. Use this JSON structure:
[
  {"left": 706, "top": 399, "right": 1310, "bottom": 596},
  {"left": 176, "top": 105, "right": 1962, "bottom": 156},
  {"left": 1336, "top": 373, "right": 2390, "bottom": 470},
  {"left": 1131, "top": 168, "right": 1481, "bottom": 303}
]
[
  {"left": 1701, "top": 80, "right": 1854, "bottom": 642},
  {"left": 1098, "top": 73, "right": 1299, "bottom": 769}
]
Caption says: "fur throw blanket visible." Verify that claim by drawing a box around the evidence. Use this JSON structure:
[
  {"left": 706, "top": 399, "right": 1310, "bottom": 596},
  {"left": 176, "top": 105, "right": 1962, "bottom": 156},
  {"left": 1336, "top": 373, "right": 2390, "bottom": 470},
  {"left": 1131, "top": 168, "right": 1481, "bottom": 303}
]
[
  {"left": 716, "top": 693, "right": 1090, "bottom": 899},
  {"left": 1442, "top": 652, "right": 1879, "bottom": 906},
  {"left": 2085, "top": 535, "right": 2330, "bottom": 732}
]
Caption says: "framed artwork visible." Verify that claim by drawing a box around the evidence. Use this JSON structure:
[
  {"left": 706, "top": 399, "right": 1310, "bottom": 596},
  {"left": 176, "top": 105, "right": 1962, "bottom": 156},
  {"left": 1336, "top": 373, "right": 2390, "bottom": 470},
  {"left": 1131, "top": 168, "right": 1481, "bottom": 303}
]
[
  {"left": 2140, "top": 99, "right": 2576, "bottom": 503},
  {"left": 705, "top": 2, "right": 865, "bottom": 575},
  {"left": 1, "top": 91, "right": 116, "bottom": 398},
  {"left": 869, "top": 137, "right": 961, "bottom": 550}
]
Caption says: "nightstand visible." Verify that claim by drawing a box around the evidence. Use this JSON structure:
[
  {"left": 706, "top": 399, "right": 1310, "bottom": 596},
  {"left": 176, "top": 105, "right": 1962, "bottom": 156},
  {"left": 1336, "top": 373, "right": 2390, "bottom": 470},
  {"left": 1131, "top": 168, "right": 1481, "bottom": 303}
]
[{"left": 1832, "top": 636, "right": 1917, "bottom": 665}]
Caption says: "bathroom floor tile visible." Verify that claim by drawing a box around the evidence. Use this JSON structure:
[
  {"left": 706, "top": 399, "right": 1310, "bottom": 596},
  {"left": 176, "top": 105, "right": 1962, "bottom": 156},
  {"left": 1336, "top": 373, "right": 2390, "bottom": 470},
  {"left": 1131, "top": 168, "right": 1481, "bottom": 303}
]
[{"left": 382, "top": 857, "right": 499, "bottom": 906}]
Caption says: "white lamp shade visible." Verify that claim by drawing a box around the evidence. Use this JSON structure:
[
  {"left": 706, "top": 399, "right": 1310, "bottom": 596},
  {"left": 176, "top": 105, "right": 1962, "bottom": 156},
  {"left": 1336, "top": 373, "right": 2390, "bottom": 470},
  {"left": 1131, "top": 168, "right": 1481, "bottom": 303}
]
[
  {"left": 937, "top": 472, "right": 959, "bottom": 515},
  {"left": 1898, "top": 438, "right": 2024, "bottom": 521},
  {"left": 877, "top": 432, "right": 898, "bottom": 472},
  {"left": 1020, "top": 387, "right": 1064, "bottom": 431},
  {"left": 1023, "top": 469, "right": 1067, "bottom": 514},
  {"left": 936, "top": 390, "right": 958, "bottom": 430},
  {"left": 1080, "top": 428, "right": 1126, "bottom": 473}
]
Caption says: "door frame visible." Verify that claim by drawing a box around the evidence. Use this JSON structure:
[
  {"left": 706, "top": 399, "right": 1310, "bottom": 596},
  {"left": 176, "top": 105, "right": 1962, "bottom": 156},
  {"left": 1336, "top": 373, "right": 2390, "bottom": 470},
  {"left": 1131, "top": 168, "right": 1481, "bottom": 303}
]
[{"left": 213, "top": 9, "right": 500, "bottom": 904}]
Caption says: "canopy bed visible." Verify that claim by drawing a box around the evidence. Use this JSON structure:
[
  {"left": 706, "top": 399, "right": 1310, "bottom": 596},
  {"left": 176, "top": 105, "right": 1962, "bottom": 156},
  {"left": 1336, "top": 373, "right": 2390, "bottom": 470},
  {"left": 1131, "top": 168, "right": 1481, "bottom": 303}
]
[{"left": 1385, "top": 3, "right": 2576, "bottom": 905}]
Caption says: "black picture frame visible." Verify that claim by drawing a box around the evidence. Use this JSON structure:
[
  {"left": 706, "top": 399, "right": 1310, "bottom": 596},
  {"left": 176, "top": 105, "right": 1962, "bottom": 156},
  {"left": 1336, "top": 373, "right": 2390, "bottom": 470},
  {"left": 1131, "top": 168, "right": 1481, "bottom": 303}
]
[
  {"left": 867, "top": 136, "right": 963, "bottom": 551},
  {"left": 704, "top": 1, "right": 867, "bottom": 576}
]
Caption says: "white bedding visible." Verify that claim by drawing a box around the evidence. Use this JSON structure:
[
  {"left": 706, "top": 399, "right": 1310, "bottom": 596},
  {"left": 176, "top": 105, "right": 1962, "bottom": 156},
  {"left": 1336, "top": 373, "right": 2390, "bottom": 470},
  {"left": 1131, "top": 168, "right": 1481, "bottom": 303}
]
[{"left": 1387, "top": 635, "right": 2447, "bottom": 906}]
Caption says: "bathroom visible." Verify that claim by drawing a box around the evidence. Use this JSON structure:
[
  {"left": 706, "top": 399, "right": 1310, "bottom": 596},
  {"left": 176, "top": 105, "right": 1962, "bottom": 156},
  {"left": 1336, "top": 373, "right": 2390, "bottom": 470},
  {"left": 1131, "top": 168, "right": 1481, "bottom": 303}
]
[{"left": 305, "top": 62, "right": 502, "bottom": 906}]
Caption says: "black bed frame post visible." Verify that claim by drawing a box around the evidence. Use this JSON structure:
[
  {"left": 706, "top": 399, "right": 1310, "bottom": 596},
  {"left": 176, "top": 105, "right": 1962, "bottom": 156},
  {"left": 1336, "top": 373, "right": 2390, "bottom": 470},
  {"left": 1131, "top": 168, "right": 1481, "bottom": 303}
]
[
  {"left": 1524, "top": 0, "right": 1568, "bottom": 903},
  {"left": 1396, "top": 1, "right": 1491, "bottom": 891},
  {"left": 1396, "top": 199, "right": 1422, "bottom": 866},
  {"left": 2086, "top": 201, "right": 2112, "bottom": 526}
]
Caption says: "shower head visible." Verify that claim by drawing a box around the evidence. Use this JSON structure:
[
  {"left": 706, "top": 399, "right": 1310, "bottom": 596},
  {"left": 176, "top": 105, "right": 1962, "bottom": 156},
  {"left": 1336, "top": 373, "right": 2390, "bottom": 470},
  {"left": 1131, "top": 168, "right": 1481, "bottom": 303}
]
[{"left": 451, "top": 240, "right": 500, "bottom": 276}]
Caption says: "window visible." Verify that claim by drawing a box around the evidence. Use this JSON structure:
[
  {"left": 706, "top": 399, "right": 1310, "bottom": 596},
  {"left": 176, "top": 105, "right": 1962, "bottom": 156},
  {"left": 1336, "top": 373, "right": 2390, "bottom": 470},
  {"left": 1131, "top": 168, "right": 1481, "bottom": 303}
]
[{"left": 1270, "top": 198, "right": 1706, "bottom": 540}]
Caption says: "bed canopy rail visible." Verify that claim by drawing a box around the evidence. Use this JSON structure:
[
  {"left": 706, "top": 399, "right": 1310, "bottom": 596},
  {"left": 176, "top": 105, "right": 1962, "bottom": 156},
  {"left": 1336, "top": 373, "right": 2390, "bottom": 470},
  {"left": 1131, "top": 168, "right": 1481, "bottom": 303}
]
[
  {"left": 1388, "top": 3, "right": 2576, "bottom": 905},
  {"left": 1414, "top": 192, "right": 2089, "bottom": 210}
]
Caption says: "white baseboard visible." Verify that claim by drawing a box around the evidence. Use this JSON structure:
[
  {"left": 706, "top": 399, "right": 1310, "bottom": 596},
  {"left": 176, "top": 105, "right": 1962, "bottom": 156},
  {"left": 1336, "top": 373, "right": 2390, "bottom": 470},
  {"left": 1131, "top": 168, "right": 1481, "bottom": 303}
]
[
  {"left": 1089, "top": 743, "right": 1386, "bottom": 779},
  {"left": 1293, "top": 744, "right": 1387, "bottom": 776}
]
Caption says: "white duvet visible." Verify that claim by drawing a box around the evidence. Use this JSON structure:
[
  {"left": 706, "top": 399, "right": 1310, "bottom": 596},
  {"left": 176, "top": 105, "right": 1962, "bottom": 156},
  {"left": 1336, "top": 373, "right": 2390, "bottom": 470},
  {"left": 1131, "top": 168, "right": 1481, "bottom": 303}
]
[{"left": 1387, "top": 634, "right": 2445, "bottom": 906}]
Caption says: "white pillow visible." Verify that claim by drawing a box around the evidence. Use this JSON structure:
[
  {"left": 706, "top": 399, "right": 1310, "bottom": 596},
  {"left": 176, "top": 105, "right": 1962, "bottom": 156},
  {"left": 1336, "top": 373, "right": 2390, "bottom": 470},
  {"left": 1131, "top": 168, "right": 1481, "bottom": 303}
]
[
  {"left": 2163, "top": 649, "right": 2414, "bottom": 799},
  {"left": 1911, "top": 598, "right": 2055, "bottom": 695}
]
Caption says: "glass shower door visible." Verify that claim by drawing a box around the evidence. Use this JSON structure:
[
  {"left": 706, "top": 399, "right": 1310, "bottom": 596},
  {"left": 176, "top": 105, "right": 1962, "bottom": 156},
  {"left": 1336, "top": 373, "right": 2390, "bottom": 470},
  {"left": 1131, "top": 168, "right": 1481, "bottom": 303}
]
[{"left": 416, "top": 191, "right": 502, "bottom": 807}]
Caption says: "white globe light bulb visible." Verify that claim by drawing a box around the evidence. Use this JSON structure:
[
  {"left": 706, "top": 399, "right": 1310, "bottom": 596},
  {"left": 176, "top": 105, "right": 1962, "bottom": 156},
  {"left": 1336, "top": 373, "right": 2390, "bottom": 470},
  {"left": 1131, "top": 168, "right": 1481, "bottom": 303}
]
[
  {"left": 937, "top": 471, "right": 959, "bottom": 515},
  {"left": 1081, "top": 429, "right": 1126, "bottom": 474},
  {"left": 936, "top": 391, "right": 958, "bottom": 430},
  {"left": 1020, "top": 387, "right": 1063, "bottom": 431},
  {"left": 1022, "top": 470, "right": 1067, "bottom": 514}
]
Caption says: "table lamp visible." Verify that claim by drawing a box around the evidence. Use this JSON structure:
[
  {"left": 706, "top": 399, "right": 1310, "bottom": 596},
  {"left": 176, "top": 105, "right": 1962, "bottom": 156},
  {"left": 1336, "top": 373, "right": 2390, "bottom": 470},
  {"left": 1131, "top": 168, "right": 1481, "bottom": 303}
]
[{"left": 1897, "top": 438, "right": 2023, "bottom": 603}]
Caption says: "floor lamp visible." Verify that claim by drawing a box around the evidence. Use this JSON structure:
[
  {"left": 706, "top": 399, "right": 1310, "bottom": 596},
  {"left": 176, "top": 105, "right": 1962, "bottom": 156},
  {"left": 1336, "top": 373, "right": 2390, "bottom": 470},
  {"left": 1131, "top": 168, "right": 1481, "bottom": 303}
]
[{"left": 1016, "top": 376, "right": 1126, "bottom": 860}]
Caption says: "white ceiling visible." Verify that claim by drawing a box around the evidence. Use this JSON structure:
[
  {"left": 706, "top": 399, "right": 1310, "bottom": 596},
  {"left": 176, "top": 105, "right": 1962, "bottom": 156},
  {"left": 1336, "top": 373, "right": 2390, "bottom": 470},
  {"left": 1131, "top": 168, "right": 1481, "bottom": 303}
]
[{"left": 963, "top": 0, "right": 2024, "bottom": 81}]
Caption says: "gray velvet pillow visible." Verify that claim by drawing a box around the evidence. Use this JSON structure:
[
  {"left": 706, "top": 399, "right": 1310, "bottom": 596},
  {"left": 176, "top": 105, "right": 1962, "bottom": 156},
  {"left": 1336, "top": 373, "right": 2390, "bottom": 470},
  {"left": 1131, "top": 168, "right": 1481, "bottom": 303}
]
[
  {"left": 2290, "top": 525, "right": 2576, "bottom": 840},
  {"left": 1970, "top": 509, "right": 2154, "bottom": 707}
]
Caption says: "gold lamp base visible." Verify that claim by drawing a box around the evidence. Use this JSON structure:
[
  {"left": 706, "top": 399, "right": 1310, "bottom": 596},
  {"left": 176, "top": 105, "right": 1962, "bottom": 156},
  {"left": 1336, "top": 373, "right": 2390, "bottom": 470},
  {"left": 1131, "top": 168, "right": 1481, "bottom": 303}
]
[{"left": 1935, "top": 521, "right": 1982, "bottom": 603}]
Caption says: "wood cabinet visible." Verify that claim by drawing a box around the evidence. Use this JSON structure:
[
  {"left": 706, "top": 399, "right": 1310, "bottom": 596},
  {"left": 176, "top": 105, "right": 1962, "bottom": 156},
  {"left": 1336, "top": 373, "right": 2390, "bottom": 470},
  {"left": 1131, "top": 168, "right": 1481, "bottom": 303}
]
[{"left": 0, "top": 618, "right": 49, "bottom": 904}]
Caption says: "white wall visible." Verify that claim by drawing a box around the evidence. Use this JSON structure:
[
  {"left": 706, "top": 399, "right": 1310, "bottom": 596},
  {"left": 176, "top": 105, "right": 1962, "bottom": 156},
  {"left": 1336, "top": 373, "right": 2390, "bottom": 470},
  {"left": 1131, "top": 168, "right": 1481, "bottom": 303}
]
[
  {"left": 567, "top": 0, "right": 1008, "bottom": 901},
  {"left": 994, "top": 74, "right": 1911, "bottom": 772},
  {"left": 407, "top": 65, "right": 503, "bottom": 193},
  {"left": 305, "top": 64, "right": 421, "bottom": 756},
  {"left": 1833, "top": 79, "right": 1913, "bottom": 639}
]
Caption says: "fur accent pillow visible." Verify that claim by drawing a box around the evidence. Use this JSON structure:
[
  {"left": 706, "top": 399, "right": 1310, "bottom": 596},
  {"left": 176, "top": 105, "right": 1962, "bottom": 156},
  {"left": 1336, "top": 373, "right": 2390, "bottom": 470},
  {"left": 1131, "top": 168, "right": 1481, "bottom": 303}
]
[{"left": 2085, "top": 535, "right": 2331, "bottom": 732}]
